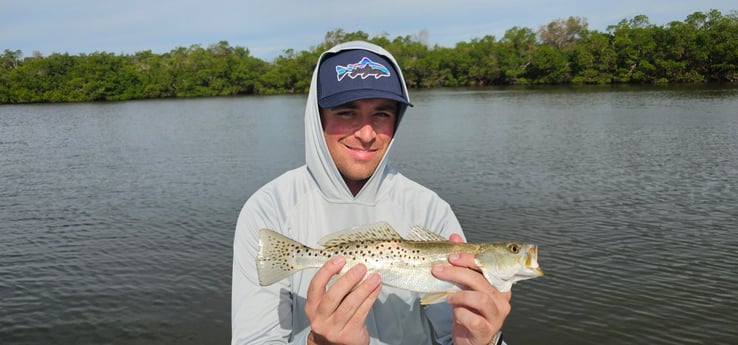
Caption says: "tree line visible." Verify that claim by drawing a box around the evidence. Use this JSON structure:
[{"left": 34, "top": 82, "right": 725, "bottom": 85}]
[{"left": 1, "top": 9, "right": 736, "bottom": 104}]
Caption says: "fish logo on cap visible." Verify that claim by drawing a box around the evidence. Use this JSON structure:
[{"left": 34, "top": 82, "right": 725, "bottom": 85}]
[{"left": 335, "top": 57, "right": 391, "bottom": 81}]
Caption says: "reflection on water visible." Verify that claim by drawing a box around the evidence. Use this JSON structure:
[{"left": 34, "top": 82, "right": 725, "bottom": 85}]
[{"left": 2, "top": 86, "right": 737, "bottom": 344}]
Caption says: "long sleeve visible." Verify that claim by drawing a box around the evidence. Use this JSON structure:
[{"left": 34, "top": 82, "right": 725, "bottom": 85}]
[{"left": 231, "top": 191, "right": 296, "bottom": 345}]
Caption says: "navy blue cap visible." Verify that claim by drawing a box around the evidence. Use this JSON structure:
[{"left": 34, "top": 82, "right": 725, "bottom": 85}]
[{"left": 318, "top": 49, "right": 413, "bottom": 108}]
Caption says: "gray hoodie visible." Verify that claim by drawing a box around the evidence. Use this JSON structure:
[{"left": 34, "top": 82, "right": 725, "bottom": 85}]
[{"left": 232, "top": 41, "right": 463, "bottom": 345}]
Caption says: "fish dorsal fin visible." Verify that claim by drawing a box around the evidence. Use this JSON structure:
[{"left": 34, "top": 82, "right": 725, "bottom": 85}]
[
  {"left": 318, "top": 222, "right": 403, "bottom": 247},
  {"left": 406, "top": 225, "right": 448, "bottom": 242}
]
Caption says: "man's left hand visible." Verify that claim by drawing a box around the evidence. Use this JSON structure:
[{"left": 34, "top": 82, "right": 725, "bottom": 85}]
[{"left": 431, "top": 234, "right": 511, "bottom": 345}]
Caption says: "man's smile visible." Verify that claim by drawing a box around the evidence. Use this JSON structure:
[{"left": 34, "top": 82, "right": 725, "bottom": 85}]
[{"left": 344, "top": 144, "right": 379, "bottom": 159}]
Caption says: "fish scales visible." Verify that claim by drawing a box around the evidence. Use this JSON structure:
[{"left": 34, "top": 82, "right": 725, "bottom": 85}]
[
  {"left": 297, "top": 241, "right": 471, "bottom": 293},
  {"left": 256, "top": 222, "right": 543, "bottom": 304}
]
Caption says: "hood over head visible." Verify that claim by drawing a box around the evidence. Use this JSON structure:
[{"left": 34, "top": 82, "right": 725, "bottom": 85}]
[{"left": 305, "top": 41, "right": 412, "bottom": 204}]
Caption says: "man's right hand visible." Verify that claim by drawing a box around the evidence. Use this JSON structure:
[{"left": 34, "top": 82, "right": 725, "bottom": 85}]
[{"left": 305, "top": 256, "right": 382, "bottom": 345}]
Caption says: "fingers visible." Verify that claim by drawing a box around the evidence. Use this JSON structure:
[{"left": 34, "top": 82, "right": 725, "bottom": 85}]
[
  {"left": 341, "top": 273, "right": 382, "bottom": 328},
  {"left": 306, "top": 256, "right": 346, "bottom": 311},
  {"left": 431, "top": 256, "right": 489, "bottom": 292},
  {"left": 448, "top": 233, "right": 464, "bottom": 243},
  {"left": 305, "top": 257, "right": 382, "bottom": 344},
  {"left": 451, "top": 305, "right": 501, "bottom": 345},
  {"left": 431, "top": 253, "right": 511, "bottom": 309},
  {"left": 448, "top": 289, "right": 511, "bottom": 342},
  {"left": 447, "top": 289, "right": 511, "bottom": 320},
  {"left": 500, "top": 289, "right": 512, "bottom": 303},
  {"left": 448, "top": 252, "right": 478, "bottom": 270},
  {"left": 323, "top": 266, "right": 379, "bottom": 323},
  {"left": 443, "top": 235, "right": 486, "bottom": 287},
  {"left": 317, "top": 263, "right": 366, "bottom": 315},
  {"left": 439, "top": 234, "right": 512, "bottom": 344}
]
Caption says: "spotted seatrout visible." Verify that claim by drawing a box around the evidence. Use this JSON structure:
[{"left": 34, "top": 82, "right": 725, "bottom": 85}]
[{"left": 256, "top": 222, "right": 543, "bottom": 304}]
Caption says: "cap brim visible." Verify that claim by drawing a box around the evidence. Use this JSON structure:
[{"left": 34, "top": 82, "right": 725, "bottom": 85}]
[{"left": 318, "top": 89, "right": 413, "bottom": 108}]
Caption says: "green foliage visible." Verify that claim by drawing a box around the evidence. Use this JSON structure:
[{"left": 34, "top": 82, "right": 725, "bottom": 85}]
[{"left": 1, "top": 9, "right": 737, "bottom": 104}]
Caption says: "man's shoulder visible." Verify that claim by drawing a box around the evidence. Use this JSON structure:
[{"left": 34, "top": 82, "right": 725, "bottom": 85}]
[
  {"left": 253, "top": 165, "right": 309, "bottom": 195},
  {"left": 386, "top": 171, "right": 447, "bottom": 202},
  {"left": 383, "top": 171, "right": 459, "bottom": 234},
  {"left": 238, "top": 166, "right": 313, "bottom": 222}
]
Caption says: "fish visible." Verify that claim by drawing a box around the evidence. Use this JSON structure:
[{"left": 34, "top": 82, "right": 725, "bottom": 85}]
[
  {"left": 335, "top": 57, "right": 391, "bottom": 81},
  {"left": 256, "top": 222, "right": 543, "bottom": 304}
]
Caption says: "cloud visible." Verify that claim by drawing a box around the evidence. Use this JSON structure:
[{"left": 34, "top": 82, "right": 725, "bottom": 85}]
[{"left": 1, "top": 0, "right": 735, "bottom": 59}]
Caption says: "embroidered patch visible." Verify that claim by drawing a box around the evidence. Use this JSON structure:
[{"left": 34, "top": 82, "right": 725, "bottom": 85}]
[{"left": 335, "top": 57, "right": 391, "bottom": 81}]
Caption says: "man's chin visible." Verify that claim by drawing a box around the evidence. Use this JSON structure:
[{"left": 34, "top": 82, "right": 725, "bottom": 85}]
[{"left": 340, "top": 172, "right": 373, "bottom": 184}]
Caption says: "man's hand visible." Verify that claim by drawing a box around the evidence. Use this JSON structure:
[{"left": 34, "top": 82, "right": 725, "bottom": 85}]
[
  {"left": 305, "top": 256, "right": 382, "bottom": 345},
  {"left": 431, "top": 234, "right": 512, "bottom": 345}
]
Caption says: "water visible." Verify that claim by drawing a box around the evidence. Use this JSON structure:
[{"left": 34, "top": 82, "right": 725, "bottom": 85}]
[{"left": 1, "top": 85, "right": 737, "bottom": 344}]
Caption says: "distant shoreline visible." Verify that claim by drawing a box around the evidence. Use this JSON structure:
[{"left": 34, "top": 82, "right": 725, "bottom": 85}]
[{"left": 3, "top": 10, "right": 737, "bottom": 104}]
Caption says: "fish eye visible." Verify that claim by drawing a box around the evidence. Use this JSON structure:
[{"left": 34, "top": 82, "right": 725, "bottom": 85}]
[{"left": 508, "top": 243, "right": 520, "bottom": 254}]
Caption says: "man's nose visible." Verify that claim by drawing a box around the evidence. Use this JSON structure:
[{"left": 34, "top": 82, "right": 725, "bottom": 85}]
[{"left": 354, "top": 122, "right": 376, "bottom": 142}]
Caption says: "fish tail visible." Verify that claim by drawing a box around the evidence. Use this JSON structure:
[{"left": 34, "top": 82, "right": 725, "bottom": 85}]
[{"left": 256, "top": 229, "right": 308, "bottom": 286}]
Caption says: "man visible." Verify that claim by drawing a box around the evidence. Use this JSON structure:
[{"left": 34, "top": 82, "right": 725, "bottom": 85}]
[{"left": 232, "top": 41, "right": 511, "bottom": 345}]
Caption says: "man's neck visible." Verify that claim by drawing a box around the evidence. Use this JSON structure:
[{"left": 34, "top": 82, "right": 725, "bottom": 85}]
[{"left": 344, "top": 179, "right": 367, "bottom": 196}]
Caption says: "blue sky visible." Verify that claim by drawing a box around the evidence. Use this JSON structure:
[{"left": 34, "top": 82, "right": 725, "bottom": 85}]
[{"left": 1, "top": 0, "right": 735, "bottom": 61}]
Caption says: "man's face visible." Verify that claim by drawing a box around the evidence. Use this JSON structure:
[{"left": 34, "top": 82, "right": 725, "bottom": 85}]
[{"left": 320, "top": 98, "right": 398, "bottom": 194}]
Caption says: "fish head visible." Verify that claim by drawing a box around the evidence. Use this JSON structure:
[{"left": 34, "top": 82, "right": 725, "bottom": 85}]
[{"left": 475, "top": 242, "right": 544, "bottom": 292}]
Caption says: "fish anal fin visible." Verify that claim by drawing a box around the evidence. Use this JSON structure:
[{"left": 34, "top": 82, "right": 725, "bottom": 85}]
[
  {"left": 420, "top": 292, "right": 449, "bottom": 305},
  {"left": 319, "top": 222, "right": 402, "bottom": 246}
]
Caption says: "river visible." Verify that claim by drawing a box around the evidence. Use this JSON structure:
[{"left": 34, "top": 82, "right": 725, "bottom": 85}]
[{"left": 1, "top": 85, "right": 737, "bottom": 344}]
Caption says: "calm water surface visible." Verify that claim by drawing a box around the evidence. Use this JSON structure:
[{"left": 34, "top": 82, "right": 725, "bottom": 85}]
[{"left": 2, "top": 85, "right": 737, "bottom": 344}]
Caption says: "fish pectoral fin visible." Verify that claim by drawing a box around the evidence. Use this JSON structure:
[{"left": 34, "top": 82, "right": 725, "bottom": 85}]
[{"left": 420, "top": 292, "right": 449, "bottom": 305}]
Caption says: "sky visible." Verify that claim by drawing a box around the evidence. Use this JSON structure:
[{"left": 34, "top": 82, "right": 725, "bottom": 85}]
[{"left": 1, "top": 0, "right": 736, "bottom": 61}]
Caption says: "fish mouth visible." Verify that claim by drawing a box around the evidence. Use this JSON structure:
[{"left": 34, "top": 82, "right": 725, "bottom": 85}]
[
  {"left": 525, "top": 245, "right": 544, "bottom": 276},
  {"left": 532, "top": 267, "right": 545, "bottom": 276}
]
